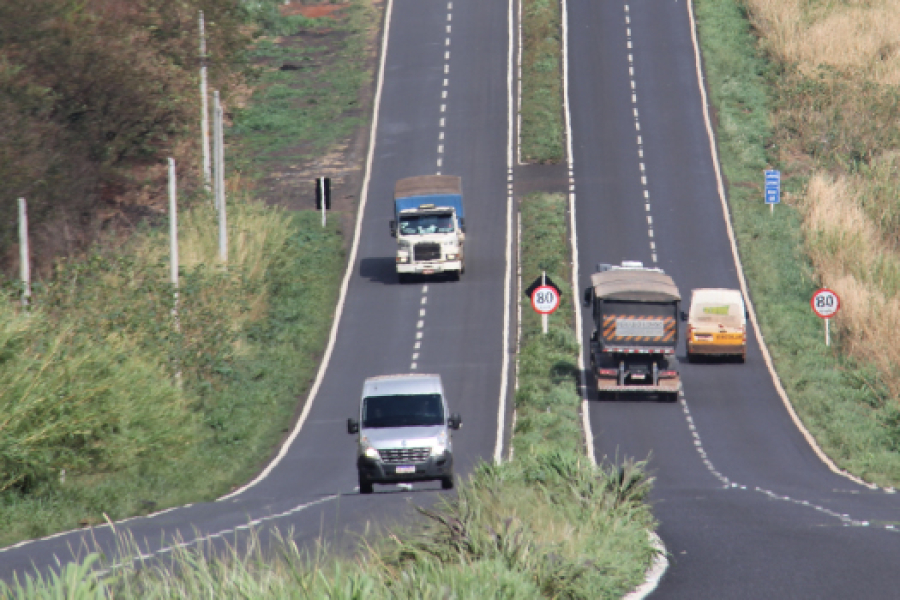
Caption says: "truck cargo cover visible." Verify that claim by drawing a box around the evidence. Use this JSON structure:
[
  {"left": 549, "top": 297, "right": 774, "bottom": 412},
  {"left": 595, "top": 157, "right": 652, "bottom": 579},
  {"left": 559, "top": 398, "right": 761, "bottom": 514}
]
[
  {"left": 590, "top": 270, "right": 681, "bottom": 302},
  {"left": 395, "top": 175, "right": 461, "bottom": 198},
  {"left": 394, "top": 175, "right": 464, "bottom": 221}
]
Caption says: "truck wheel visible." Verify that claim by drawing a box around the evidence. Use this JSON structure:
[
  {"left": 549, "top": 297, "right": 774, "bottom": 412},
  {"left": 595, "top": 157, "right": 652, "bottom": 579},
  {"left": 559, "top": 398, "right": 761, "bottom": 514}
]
[
  {"left": 441, "top": 476, "right": 455, "bottom": 490},
  {"left": 359, "top": 477, "right": 374, "bottom": 494}
]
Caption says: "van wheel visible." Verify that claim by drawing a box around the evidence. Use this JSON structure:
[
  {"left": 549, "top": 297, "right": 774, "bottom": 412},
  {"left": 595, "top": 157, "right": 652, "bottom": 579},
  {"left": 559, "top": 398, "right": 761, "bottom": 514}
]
[
  {"left": 398, "top": 273, "right": 408, "bottom": 284},
  {"left": 441, "top": 476, "right": 455, "bottom": 490},
  {"left": 359, "top": 478, "right": 374, "bottom": 494}
]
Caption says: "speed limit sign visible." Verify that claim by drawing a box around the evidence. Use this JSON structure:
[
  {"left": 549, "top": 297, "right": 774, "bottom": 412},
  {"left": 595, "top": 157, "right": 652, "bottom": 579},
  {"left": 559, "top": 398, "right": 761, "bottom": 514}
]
[
  {"left": 811, "top": 288, "right": 840, "bottom": 319},
  {"left": 531, "top": 285, "right": 560, "bottom": 315}
]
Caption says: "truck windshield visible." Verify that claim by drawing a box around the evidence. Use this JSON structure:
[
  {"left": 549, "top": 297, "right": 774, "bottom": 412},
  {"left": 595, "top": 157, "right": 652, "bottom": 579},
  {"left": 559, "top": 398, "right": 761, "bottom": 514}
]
[
  {"left": 362, "top": 394, "right": 444, "bottom": 428},
  {"left": 399, "top": 214, "right": 454, "bottom": 235}
]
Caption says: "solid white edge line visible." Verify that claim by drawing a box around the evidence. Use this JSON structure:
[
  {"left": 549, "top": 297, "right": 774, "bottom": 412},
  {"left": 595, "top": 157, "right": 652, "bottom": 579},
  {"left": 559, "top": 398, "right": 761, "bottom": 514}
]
[
  {"left": 560, "top": 0, "right": 595, "bottom": 469},
  {"left": 685, "top": 0, "right": 875, "bottom": 490},
  {"left": 493, "top": 0, "right": 515, "bottom": 464},
  {"left": 623, "top": 532, "right": 669, "bottom": 600},
  {"left": 219, "top": 0, "right": 396, "bottom": 501}
]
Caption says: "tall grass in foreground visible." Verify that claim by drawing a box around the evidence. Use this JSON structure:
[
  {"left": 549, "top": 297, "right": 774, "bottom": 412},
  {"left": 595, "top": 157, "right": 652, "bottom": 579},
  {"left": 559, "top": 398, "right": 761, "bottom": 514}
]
[{"left": 695, "top": 0, "right": 900, "bottom": 484}]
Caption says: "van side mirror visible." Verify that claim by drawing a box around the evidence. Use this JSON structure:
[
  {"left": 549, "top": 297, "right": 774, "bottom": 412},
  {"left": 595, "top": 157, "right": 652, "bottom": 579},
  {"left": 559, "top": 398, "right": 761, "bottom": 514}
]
[
  {"left": 583, "top": 288, "right": 592, "bottom": 307},
  {"left": 680, "top": 311, "right": 687, "bottom": 322},
  {"left": 448, "top": 414, "right": 462, "bottom": 430},
  {"left": 459, "top": 218, "right": 465, "bottom": 233},
  {"left": 347, "top": 418, "right": 359, "bottom": 434},
  {"left": 389, "top": 220, "right": 397, "bottom": 237}
]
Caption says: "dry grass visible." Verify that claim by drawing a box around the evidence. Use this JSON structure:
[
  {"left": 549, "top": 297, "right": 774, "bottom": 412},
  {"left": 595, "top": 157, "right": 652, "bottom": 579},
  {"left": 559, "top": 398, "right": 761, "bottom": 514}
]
[
  {"left": 801, "top": 173, "right": 900, "bottom": 393},
  {"left": 747, "top": 0, "right": 900, "bottom": 85},
  {"left": 747, "top": 0, "right": 900, "bottom": 394}
]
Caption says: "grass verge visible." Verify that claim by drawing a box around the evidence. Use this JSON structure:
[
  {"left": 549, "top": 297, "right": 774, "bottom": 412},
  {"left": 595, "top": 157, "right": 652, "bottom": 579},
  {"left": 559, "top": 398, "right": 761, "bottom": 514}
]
[
  {"left": 694, "top": 0, "right": 900, "bottom": 485},
  {"left": 520, "top": 0, "right": 564, "bottom": 163}
]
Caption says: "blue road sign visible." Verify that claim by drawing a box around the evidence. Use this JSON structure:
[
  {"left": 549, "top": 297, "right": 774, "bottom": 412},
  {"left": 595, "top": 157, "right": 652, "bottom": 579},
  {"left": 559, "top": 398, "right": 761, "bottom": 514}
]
[{"left": 765, "top": 170, "right": 781, "bottom": 205}]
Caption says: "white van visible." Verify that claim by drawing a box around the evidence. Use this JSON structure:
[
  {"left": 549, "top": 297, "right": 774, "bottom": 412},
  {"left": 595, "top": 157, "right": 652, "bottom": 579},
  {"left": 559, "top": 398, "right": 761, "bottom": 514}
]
[
  {"left": 683, "top": 288, "right": 747, "bottom": 362},
  {"left": 347, "top": 374, "right": 461, "bottom": 494}
]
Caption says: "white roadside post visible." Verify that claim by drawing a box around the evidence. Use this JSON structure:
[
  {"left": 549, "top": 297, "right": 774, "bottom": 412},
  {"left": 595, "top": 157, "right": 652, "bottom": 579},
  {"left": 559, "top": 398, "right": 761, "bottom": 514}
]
[
  {"left": 18, "top": 197, "right": 30, "bottom": 306},
  {"left": 169, "top": 158, "right": 183, "bottom": 386},
  {"left": 199, "top": 11, "right": 211, "bottom": 190},
  {"left": 213, "top": 90, "right": 227, "bottom": 263},
  {"left": 811, "top": 288, "right": 840, "bottom": 346},
  {"left": 168, "top": 158, "right": 179, "bottom": 293}
]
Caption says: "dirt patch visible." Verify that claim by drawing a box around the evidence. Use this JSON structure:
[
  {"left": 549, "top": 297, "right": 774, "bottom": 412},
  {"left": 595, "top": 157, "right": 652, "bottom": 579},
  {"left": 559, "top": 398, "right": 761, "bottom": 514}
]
[
  {"left": 243, "top": 3, "right": 382, "bottom": 255},
  {"left": 280, "top": 3, "right": 349, "bottom": 19}
]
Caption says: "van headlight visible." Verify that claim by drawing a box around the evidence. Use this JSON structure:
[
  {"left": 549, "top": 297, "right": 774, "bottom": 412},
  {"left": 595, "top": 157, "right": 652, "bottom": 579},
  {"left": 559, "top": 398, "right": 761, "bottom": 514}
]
[
  {"left": 361, "top": 439, "right": 380, "bottom": 460},
  {"left": 431, "top": 443, "right": 447, "bottom": 457},
  {"left": 430, "top": 432, "right": 448, "bottom": 456}
]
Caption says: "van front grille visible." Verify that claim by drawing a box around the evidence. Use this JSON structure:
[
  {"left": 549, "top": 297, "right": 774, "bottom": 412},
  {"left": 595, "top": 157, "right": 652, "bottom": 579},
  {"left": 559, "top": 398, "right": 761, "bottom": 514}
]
[
  {"left": 414, "top": 243, "right": 441, "bottom": 262},
  {"left": 380, "top": 447, "right": 430, "bottom": 463}
]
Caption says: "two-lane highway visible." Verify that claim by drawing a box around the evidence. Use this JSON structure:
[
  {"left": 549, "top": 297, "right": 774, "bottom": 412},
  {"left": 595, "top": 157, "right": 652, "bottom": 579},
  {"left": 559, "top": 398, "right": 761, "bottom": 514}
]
[
  {"left": 566, "top": 0, "right": 900, "bottom": 597},
  {"left": 0, "top": 0, "right": 516, "bottom": 580}
]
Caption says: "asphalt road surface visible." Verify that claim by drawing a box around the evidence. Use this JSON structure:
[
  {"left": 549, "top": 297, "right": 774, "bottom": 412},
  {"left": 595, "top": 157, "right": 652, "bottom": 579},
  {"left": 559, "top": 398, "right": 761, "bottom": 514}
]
[
  {"left": 0, "top": 0, "right": 516, "bottom": 581},
  {"left": 565, "top": 0, "right": 900, "bottom": 598}
]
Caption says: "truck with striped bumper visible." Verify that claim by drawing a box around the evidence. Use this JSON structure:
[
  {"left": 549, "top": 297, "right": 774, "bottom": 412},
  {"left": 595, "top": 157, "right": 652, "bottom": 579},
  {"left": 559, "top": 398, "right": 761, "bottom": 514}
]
[
  {"left": 389, "top": 175, "right": 465, "bottom": 282},
  {"left": 583, "top": 261, "right": 682, "bottom": 400}
]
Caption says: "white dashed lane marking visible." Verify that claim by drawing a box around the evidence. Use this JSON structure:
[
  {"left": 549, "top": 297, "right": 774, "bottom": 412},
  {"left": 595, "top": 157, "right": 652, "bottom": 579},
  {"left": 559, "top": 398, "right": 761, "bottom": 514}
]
[{"left": 623, "top": 5, "right": 656, "bottom": 264}]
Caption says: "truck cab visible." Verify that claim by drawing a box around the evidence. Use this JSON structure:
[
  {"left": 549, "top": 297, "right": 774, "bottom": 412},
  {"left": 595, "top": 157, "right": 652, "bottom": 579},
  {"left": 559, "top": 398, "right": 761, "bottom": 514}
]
[
  {"left": 347, "top": 374, "right": 461, "bottom": 494},
  {"left": 390, "top": 176, "right": 466, "bottom": 281}
]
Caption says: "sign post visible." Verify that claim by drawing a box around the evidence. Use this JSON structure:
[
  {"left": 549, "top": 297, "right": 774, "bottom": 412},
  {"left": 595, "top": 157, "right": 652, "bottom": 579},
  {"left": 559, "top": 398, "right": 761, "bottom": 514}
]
[
  {"left": 811, "top": 288, "right": 840, "bottom": 346},
  {"left": 765, "top": 169, "right": 780, "bottom": 215},
  {"left": 527, "top": 271, "right": 561, "bottom": 334}
]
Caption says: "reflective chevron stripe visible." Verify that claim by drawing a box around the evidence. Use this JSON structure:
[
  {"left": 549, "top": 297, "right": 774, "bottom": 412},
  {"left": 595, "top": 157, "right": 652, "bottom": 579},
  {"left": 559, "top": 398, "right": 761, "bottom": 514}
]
[{"left": 603, "top": 315, "right": 676, "bottom": 342}]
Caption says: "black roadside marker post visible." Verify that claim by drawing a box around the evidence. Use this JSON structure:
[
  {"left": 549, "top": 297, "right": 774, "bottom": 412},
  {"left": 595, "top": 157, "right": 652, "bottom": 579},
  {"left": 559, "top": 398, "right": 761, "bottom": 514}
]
[{"left": 316, "top": 177, "right": 332, "bottom": 227}]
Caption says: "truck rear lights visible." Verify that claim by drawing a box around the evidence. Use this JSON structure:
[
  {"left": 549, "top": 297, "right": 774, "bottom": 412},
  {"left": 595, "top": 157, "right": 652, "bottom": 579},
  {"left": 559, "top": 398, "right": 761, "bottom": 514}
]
[
  {"left": 659, "top": 371, "right": 678, "bottom": 379},
  {"left": 598, "top": 368, "right": 618, "bottom": 377}
]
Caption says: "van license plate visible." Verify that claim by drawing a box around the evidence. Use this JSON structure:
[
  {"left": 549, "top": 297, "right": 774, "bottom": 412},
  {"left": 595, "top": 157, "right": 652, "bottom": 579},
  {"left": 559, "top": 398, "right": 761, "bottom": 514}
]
[{"left": 396, "top": 466, "right": 415, "bottom": 474}]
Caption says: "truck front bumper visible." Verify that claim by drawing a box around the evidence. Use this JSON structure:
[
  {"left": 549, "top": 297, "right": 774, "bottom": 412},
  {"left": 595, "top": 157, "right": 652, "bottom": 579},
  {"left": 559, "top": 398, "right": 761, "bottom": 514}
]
[
  {"left": 357, "top": 452, "right": 454, "bottom": 485},
  {"left": 397, "top": 260, "right": 462, "bottom": 275}
]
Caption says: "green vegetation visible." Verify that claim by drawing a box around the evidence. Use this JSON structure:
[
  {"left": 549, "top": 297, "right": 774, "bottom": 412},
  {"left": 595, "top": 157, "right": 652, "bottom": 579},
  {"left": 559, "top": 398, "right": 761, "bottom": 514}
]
[
  {"left": 695, "top": 0, "right": 900, "bottom": 485},
  {"left": 233, "top": 2, "right": 373, "bottom": 165},
  {"left": 0, "top": 2, "right": 370, "bottom": 545},
  {"left": 520, "top": 0, "right": 564, "bottom": 163},
  {"left": 0, "top": 0, "right": 249, "bottom": 264},
  {"left": 0, "top": 203, "right": 344, "bottom": 545}
]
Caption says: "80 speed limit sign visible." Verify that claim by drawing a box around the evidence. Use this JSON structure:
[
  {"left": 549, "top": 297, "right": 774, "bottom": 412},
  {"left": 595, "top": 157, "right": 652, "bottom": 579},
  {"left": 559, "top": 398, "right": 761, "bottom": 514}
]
[
  {"left": 531, "top": 285, "right": 560, "bottom": 315},
  {"left": 811, "top": 288, "right": 840, "bottom": 319}
]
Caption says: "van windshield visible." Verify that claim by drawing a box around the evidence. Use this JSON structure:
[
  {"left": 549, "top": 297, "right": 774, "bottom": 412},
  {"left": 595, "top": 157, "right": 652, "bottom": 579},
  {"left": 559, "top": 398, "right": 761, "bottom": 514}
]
[{"left": 362, "top": 394, "right": 444, "bottom": 428}]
